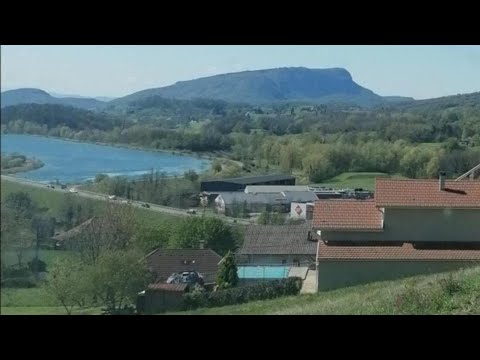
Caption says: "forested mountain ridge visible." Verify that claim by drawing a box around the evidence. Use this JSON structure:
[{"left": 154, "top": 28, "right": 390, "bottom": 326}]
[
  {"left": 110, "top": 67, "right": 386, "bottom": 106},
  {"left": 1, "top": 88, "right": 106, "bottom": 111}
]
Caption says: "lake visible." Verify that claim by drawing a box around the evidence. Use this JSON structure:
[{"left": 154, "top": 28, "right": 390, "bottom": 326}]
[{"left": 1, "top": 134, "right": 211, "bottom": 183}]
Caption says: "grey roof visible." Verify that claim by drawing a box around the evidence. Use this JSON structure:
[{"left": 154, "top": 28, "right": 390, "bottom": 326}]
[
  {"left": 145, "top": 248, "right": 222, "bottom": 284},
  {"left": 218, "top": 191, "right": 317, "bottom": 205},
  {"left": 204, "top": 174, "right": 295, "bottom": 185},
  {"left": 283, "top": 191, "right": 318, "bottom": 203},
  {"left": 217, "top": 192, "right": 288, "bottom": 205},
  {"left": 52, "top": 218, "right": 94, "bottom": 242},
  {"left": 245, "top": 185, "right": 310, "bottom": 193},
  {"left": 238, "top": 224, "right": 318, "bottom": 255}
]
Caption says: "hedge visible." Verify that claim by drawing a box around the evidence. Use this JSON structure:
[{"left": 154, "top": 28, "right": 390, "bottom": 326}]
[
  {"left": 183, "top": 277, "right": 302, "bottom": 310},
  {"left": 1, "top": 278, "right": 37, "bottom": 288}
]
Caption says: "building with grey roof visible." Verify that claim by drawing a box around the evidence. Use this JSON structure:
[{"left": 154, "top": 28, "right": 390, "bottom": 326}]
[
  {"left": 237, "top": 224, "right": 318, "bottom": 266},
  {"left": 201, "top": 174, "right": 295, "bottom": 193}
]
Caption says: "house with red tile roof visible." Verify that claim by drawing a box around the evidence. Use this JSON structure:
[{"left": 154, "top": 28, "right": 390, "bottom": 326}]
[
  {"left": 313, "top": 174, "right": 480, "bottom": 244},
  {"left": 315, "top": 241, "right": 480, "bottom": 290},
  {"left": 312, "top": 173, "right": 480, "bottom": 291}
]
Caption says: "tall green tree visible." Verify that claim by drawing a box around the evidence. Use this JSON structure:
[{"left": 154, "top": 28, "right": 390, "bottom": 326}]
[
  {"left": 169, "top": 216, "right": 236, "bottom": 255},
  {"left": 88, "top": 250, "right": 150, "bottom": 313},
  {"left": 48, "top": 258, "right": 90, "bottom": 315},
  {"left": 216, "top": 251, "right": 238, "bottom": 289}
]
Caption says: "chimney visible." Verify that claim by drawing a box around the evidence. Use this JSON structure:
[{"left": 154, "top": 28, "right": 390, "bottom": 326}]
[
  {"left": 199, "top": 240, "right": 205, "bottom": 250},
  {"left": 439, "top": 171, "right": 446, "bottom": 191}
]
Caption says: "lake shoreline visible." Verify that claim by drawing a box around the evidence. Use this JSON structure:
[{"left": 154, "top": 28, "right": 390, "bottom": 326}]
[
  {"left": 3, "top": 133, "right": 224, "bottom": 163},
  {"left": 1, "top": 134, "right": 218, "bottom": 184},
  {"left": 1, "top": 160, "right": 45, "bottom": 175},
  {"left": 1, "top": 153, "right": 45, "bottom": 175}
]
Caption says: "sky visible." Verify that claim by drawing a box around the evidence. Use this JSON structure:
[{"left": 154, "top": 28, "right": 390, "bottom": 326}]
[{"left": 1, "top": 45, "right": 479, "bottom": 99}]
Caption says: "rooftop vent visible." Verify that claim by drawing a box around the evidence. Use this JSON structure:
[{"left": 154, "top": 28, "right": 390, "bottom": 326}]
[{"left": 439, "top": 171, "right": 446, "bottom": 191}]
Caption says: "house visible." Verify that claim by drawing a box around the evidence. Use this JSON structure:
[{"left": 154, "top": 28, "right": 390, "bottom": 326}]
[
  {"left": 313, "top": 175, "right": 480, "bottom": 244},
  {"left": 200, "top": 174, "right": 295, "bottom": 193},
  {"left": 237, "top": 224, "right": 318, "bottom": 266},
  {"left": 138, "top": 248, "right": 223, "bottom": 313},
  {"left": 145, "top": 248, "right": 223, "bottom": 285},
  {"left": 312, "top": 174, "right": 480, "bottom": 291},
  {"left": 51, "top": 218, "right": 94, "bottom": 249},
  {"left": 315, "top": 241, "right": 480, "bottom": 291}
]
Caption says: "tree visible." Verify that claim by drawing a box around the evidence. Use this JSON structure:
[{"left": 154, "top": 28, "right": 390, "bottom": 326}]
[
  {"left": 257, "top": 211, "right": 271, "bottom": 225},
  {"left": 216, "top": 251, "right": 238, "bottom": 289},
  {"left": 31, "top": 215, "right": 55, "bottom": 276},
  {"left": 5, "top": 191, "right": 34, "bottom": 219},
  {"left": 170, "top": 217, "right": 236, "bottom": 255},
  {"left": 89, "top": 250, "right": 150, "bottom": 313},
  {"left": 132, "top": 221, "right": 172, "bottom": 253},
  {"left": 48, "top": 258, "right": 90, "bottom": 315},
  {"left": 73, "top": 203, "right": 137, "bottom": 265},
  {"left": 184, "top": 169, "right": 199, "bottom": 182},
  {"left": 94, "top": 173, "right": 109, "bottom": 183},
  {"left": 1, "top": 204, "right": 33, "bottom": 268},
  {"left": 211, "top": 160, "right": 222, "bottom": 173}
]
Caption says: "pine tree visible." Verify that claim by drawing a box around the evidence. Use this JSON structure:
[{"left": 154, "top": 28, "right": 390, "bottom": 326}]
[{"left": 216, "top": 251, "right": 238, "bottom": 289}]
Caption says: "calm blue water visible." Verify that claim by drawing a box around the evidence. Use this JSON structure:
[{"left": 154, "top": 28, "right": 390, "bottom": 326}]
[
  {"left": 237, "top": 266, "right": 290, "bottom": 279},
  {"left": 1, "top": 134, "right": 210, "bottom": 183}
]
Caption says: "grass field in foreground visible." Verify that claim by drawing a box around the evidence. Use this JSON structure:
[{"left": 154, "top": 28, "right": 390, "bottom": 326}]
[
  {"left": 1, "top": 307, "right": 102, "bottom": 315},
  {"left": 168, "top": 266, "right": 480, "bottom": 315},
  {"left": 312, "top": 172, "right": 407, "bottom": 191},
  {"left": 1, "top": 180, "right": 178, "bottom": 227}
]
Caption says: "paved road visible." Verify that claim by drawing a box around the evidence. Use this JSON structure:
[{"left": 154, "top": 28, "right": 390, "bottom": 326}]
[{"left": 1, "top": 175, "right": 252, "bottom": 225}]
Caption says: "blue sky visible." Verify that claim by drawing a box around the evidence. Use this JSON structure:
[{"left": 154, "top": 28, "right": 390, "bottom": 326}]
[{"left": 1, "top": 45, "right": 479, "bottom": 99}]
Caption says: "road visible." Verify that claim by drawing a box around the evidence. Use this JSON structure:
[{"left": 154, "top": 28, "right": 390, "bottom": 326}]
[{"left": 1, "top": 175, "right": 252, "bottom": 225}]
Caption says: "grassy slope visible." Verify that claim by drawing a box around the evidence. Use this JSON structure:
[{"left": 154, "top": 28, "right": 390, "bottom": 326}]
[
  {"left": 170, "top": 266, "right": 480, "bottom": 315},
  {"left": 1, "top": 180, "right": 178, "bottom": 226},
  {"left": 1, "top": 181, "right": 177, "bottom": 315},
  {"left": 311, "top": 172, "right": 407, "bottom": 191},
  {"left": 1, "top": 307, "right": 102, "bottom": 315}
]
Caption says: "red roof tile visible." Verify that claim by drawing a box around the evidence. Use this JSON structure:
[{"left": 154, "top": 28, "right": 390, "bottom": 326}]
[
  {"left": 312, "top": 200, "right": 383, "bottom": 231},
  {"left": 375, "top": 178, "right": 480, "bottom": 208},
  {"left": 317, "top": 241, "right": 480, "bottom": 261},
  {"left": 147, "top": 283, "right": 189, "bottom": 292}
]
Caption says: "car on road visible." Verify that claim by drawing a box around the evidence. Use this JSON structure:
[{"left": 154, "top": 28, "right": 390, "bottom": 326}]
[
  {"left": 142, "top": 203, "right": 150, "bottom": 208},
  {"left": 187, "top": 209, "right": 197, "bottom": 215},
  {"left": 108, "top": 195, "right": 117, "bottom": 200},
  {"left": 69, "top": 188, "right": 78, "bottom": 193}
]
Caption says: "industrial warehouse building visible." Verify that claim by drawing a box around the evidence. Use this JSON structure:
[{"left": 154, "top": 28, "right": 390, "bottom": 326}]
[{"left": 200, "top": 174, "right": 296, "bottom": 193}]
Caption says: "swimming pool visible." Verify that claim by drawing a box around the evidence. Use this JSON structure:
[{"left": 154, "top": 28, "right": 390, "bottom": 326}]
[{"left": 237, "top": 266, "right": 290, "bottom": 279}]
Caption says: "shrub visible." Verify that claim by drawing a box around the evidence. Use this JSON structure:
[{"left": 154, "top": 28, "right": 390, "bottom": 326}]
[
  {"left": 2, "top": 266, "right": 32, "bottom": 278},
  {"left": 1, "top": 278, "right": 37, "bottom": 288},
  {"left": 394, "top": 274, "right": 468, "bottom": 315},
  {"left": 28, "top": 258, "right": 47, "bottom": 273},
  {"left": 439, "top": 273, "right": 464, "bottom": 296},
  {"left": 183, "top": 277, "right": 302, "bottom": 310}
]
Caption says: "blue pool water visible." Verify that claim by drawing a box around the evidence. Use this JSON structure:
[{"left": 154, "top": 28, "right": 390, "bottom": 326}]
[
  {"left": 1, "top": 134, "right": 211, "bottom": 183},
  {"left": 237, "top": 266, "right": 290, "bottom": 279}
]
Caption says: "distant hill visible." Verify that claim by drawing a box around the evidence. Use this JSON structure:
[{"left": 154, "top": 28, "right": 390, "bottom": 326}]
[
  {"left": 383, "top": 96, "right": 415, "bottom": 103},
  {"left": 378, "top": 92, "right": 480, "bottom": 111},
  {"left": 111, "top": 67, "right": 386, "bottom": 107},
  {"left": 1, "top": 103, "right": 120, "bottom": 130},
  {"left": 1, "top": 88, "right": 106, "bottom": 111}
]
